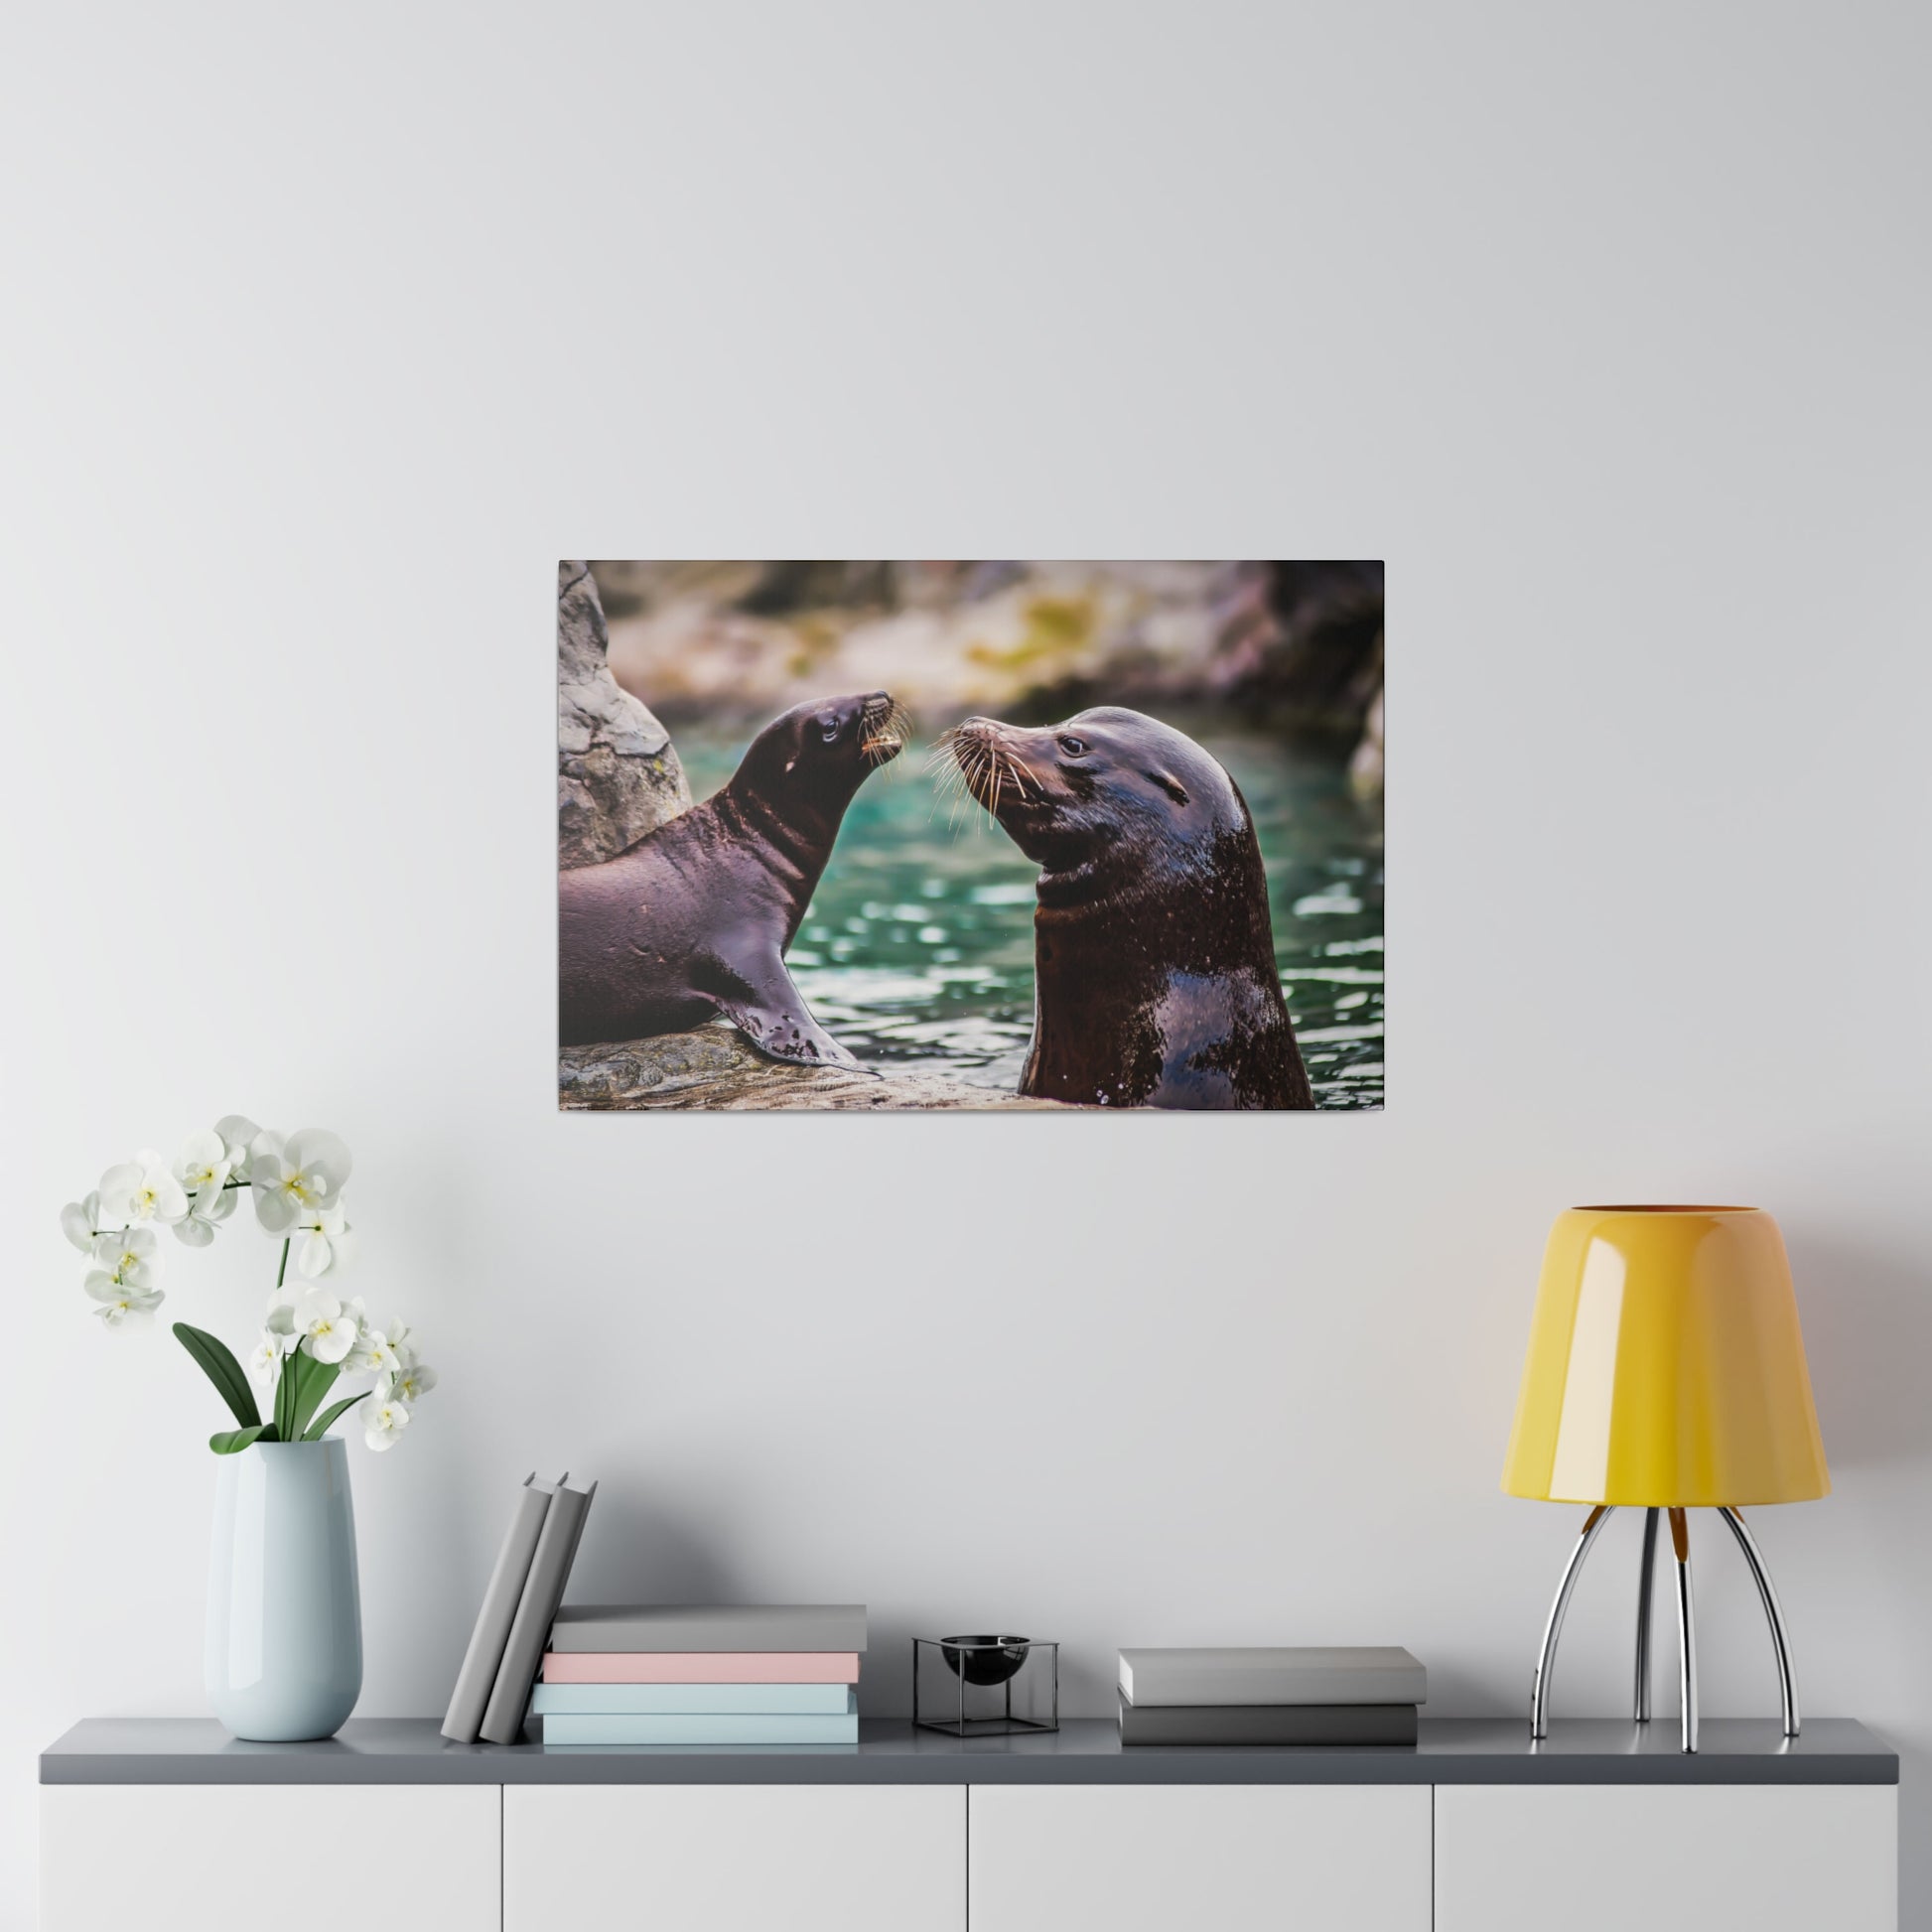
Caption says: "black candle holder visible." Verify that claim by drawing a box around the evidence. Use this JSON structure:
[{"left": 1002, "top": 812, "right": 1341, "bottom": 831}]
[{"left": 913, "top": 1635, "right": 1059, "bottom": 1735}]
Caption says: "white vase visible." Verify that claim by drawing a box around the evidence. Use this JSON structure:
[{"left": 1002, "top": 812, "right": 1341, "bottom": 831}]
[{"left": 206, "top": 1439, "right": 362, "bottom": 1740}]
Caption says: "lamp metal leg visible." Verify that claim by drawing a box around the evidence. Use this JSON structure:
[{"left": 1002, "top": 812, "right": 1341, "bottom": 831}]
[
  {"left": 1669, "top": 1506, "right": 1698, "bottom": 1753},
  {"left": 1531, "top": 1503, "right": 1613, "bottom": 1739},
  {"left": 1634, "top": 1507, "right": 1659, "bottom": 1722},
  {"left": 1719, "top": 1505, "right": 1800, "bottom": 1736}
]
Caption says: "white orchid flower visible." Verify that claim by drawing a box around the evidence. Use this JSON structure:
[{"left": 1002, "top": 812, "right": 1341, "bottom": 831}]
[
  {"left": 293, "top": 1202, "right": 354, "bottom": 1279},
  {"left": 382, "top": 1319, "right": 417, "bottom": 1370},
  {"left": 250, "top": 1129, "right": 351, "bottom": 1235},
  {"left": 342, "top": 1301, "right": 390, "bottom": 1374},
  {"left": 215, "top": 1115, "right": 261, "bottom": 1180},
  {"left": 174, "top": 1180, "right": 239, "bottom": 1248},
  {"left": 91, "top": 1227, "right": 160, "bottom": 1289},
  {"left": 305, "top": 1311, "right": 358, "bottom": 1365},
  {"left": 62, "top": 1192, "right": 102, "bottom": 1254},
  {"left": 386, "top": 1359, "right": 437, "bottom": 1405},
  {"left": 281, "top": 1287, "right": 359, "bottom": 1365},
  {"left": 173, "top": 1130, "right": 232, "bottom": 1200},
  {"left": 363, "top": 1397, "right": 411, "bottom": 1451},
  {"left": 247, "top": 1331, "right": 285, "bottom": 1386},
  {"left": 356, "top": 1330, "right": 401, "bottom": 1378},
  {"left": 85, "top": 1275, "right": 164, "bottom": 1327},
  {"left": 97, "top": 1151, "right": 189, "bottom": 1227}
]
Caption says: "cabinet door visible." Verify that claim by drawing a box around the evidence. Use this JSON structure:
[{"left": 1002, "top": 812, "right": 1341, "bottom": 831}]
[
  {"left": 968, "top": 1784, "right": 1431, "bottom": 1932},
  {"left": 1435, "top": 1784, "right": 1897, "bottom": 1932},
  {"left": 42, "top": 1784, "right": 500, "bottom": 1932},
  {"left": 504, "top": 1784, "right": 964, "bottom": 1932}
]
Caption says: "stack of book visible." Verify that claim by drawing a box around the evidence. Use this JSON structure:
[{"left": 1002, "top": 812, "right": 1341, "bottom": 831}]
[
  {"left": 1116, "top": 1645, "right": 1426, "bottom": 1745},
  {"left": 533, "top": 1604, "right": 867, "bottom": 1745},
  {"left": 443, "top": 1472, "right": 600, "bottom": 1746}
]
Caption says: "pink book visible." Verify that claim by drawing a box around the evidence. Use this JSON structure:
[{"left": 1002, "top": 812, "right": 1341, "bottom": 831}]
[{"left": 540, "top": 1650, "right": 862, "bottom": 1685}]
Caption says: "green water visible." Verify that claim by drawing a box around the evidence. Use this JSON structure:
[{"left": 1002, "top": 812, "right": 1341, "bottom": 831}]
[{"left": 676, "top": 724, "right": 1385, "bottom": 1109}]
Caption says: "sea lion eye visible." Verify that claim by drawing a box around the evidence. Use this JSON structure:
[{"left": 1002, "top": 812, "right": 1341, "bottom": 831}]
[
  {"left": 820, "top": 719, "right": 841, "bottom": 744},
  {"left": 1058, "top": 735, "right": 1087, "bottom": 757}
]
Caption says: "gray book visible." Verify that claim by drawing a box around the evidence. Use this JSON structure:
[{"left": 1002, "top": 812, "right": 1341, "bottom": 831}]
[
  {"left": 547, "top": 1603, "right": 868, "bottom": 1654},
  {"left": 479, "top": 1477, "right": 597, "bottom": 1745},
  {"left": 1118, "top": 1646, "right": 1426, "bottom": 1708},
  {"left": 441, "top": 1473, "right": 559, "bottom": 1743},
  {"left": 1118, "top": 1694, "right": 1418, "bottom": 1746}
]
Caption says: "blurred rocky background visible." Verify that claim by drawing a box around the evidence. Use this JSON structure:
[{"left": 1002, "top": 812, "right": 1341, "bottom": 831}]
[{"left": 587, "top": 560, "right": 1384, "bottom": 794}]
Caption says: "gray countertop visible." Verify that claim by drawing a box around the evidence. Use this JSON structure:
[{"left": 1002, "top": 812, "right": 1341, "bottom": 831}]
[{"left": 42, "top": 1717, "right": 1896, "bottom": 1786}]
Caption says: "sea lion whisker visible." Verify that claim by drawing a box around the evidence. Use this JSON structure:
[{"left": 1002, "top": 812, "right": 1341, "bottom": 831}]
[
  {"left": 951, "top": 740, "right": 982, "bottom": 798},
  {"left": 930, "top": 750, "right": 973, "bottom": 810},
  {"left": 974, "top": 747, "right": 998, "bottom": 813},
  {"left": 859, "top": 696, "right": 913, "bottom": 767},
  {"left": 928, "top": 768, "right": 966, "bottom": 821},
  {"left": 926, "top": 744, "right": 964, "bottom": 801}
]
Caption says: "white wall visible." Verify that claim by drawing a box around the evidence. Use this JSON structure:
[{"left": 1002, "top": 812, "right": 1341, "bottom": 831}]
[{"left": 3, "top": 3, "right": 1928, "bottom": 1926}]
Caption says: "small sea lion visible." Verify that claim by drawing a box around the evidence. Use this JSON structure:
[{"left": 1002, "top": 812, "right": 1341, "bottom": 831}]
[
  {"left": 945, "top": 707, "right": 1314, "bottom": 1109},
  {"left": 560, "top": 693, "right": 908, "bottom": 1064}
]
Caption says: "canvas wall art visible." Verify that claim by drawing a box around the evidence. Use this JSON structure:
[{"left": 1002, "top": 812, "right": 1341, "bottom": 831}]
[{"left": 557, "top": 561, "right": 1383, "bottom": 1112}]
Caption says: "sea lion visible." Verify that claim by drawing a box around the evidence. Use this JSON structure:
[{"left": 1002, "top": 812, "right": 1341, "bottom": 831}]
[
  {"left": 560, "top": 692, "right": 908, "bottom": 1063},
  {"left": 945, "top": 707, "right": 1314, "bottom": 1109}
]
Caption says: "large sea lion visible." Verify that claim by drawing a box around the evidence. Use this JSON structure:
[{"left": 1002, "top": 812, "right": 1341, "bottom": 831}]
[
  {"left": 945, "top": 707, "right": 1314, "bottom": 1109},
  {"left": 560, "top": 692, "right": 907, "bottom": 1063}
]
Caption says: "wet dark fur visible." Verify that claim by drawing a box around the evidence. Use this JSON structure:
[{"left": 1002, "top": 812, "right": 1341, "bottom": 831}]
[
  {"left": 942, "top": 707, "right": 1314, "bottom": 1110},
  {"left": 559, "top": 693, "right": 905, "bottom": 1064}
]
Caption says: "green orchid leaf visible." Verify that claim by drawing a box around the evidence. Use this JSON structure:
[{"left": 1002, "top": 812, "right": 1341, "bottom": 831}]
[
  {"left": 275, "top": 1348, "right": 304, "bottom": 1442},
  {"left": 303, "top": 1390, "right": 370, "bottom": 1441},
  {"left": 289, "top": 1352, "right": 342, "bottom": 1441},
  {"left": 209, "top": 1424, "right": 269, "bottom": 1454},
  {"left": 275, "top": 1348, "right": 300, "bottom": 1441},
  {"left": 174, "top": 1323, "right": 261, "bottom": 1432}
]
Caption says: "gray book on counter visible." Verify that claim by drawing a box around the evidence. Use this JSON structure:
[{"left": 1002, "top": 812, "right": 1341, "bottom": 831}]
[
  {"left": 1118, "top": 1695, "right": 1419, "bottom": 1746},
  {"left": 441, "top": 1473, "right": 560, "bottom": 1743},
  {"left": 479, "top": 1476, "right": 597, "bottom": 1745},
  {"left": 548, "top": 1603, "right": 868, "bottom": 1653},
  {"left": 1118, "top": 1646, "right": 1426, "bottom": 1708}
]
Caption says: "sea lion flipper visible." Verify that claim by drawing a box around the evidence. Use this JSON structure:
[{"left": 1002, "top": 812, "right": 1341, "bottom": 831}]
[{"left": 714, "top": 956, "right": 866, "bottom": 1071}]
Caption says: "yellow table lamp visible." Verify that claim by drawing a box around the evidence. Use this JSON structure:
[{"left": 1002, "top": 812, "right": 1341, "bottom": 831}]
[{"left": 1502, "top": 1205, "right": 1829, "bottom": 1754}]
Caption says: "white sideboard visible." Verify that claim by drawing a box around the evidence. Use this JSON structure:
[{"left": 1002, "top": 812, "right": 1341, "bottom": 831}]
[
  {"left": 503, "top": 1785, "right": 962, "bottom": 1932},
  {"left": 1436, "top": 1782, "right": 1897, "bottom": 1932},
  {"left": 41, "top": 1784, "right": 500, "bottom": 1932},
  {"left": 40, "top": 1718, "right": 1898, "bottom": 1932},
  {"left": 970, "top": 1783, "right": 1431, "bottom": 1932}
]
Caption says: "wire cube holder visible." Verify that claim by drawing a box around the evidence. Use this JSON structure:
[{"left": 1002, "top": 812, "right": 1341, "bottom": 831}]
[{"left": 912, "top": 1635, "right": 1059, "bottom": 1736}]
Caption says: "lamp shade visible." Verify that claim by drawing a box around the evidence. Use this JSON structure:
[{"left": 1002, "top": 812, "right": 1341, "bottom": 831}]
[{"left": 1502, "top": 1205, "right": 1829, "bottom": 1507}]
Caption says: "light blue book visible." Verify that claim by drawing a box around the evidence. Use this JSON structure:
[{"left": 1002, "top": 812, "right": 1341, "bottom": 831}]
[
  {"left": 541, "top": 1710, "right": 860, "bottom": 1746},
  {"left": 530, "top": 1683, "right": 856, "bottom": 1717}
]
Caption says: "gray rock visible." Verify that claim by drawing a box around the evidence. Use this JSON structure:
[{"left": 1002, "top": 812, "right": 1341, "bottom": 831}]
[
  {"left": 558, "top": 560, "right": 691, "bottom": 867},
  {"left": 559, "top": 1026, "right": 1068, "bottom": 1111}
]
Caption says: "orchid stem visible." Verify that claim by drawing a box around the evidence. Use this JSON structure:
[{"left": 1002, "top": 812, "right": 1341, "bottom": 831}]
[{"left": 276, "top": 1239, "right": 290, "bottom": 1290}]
